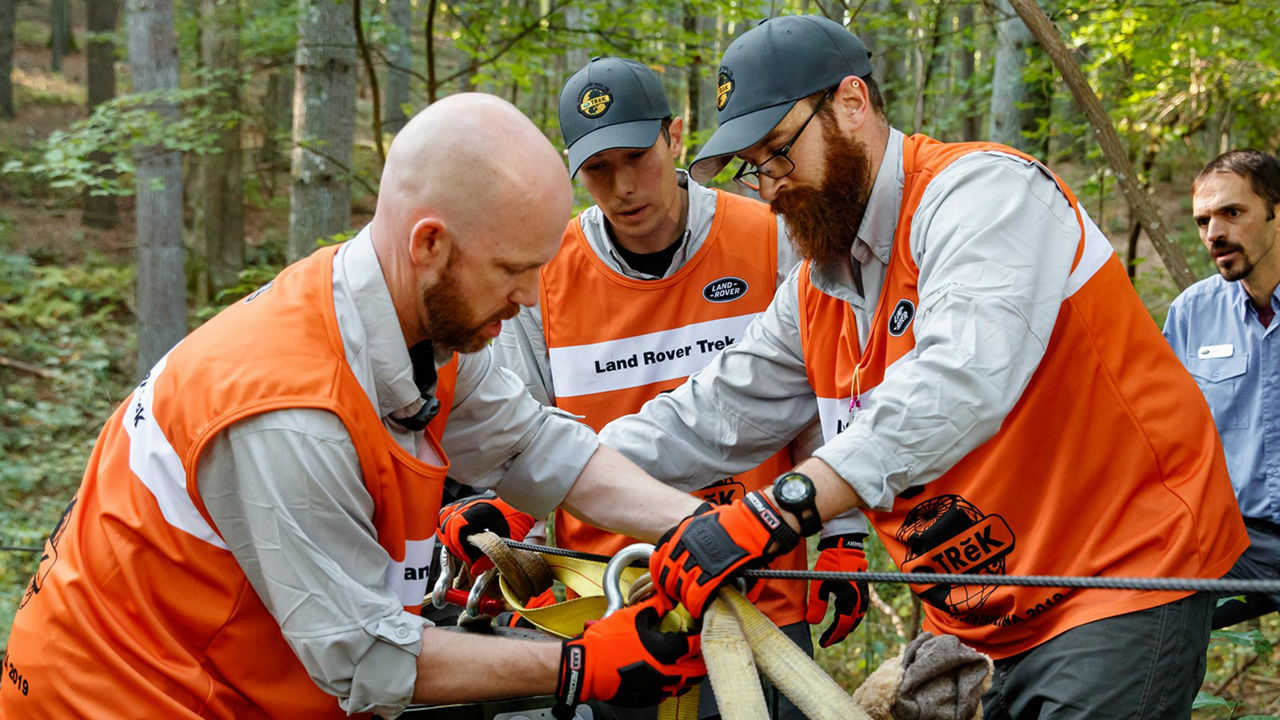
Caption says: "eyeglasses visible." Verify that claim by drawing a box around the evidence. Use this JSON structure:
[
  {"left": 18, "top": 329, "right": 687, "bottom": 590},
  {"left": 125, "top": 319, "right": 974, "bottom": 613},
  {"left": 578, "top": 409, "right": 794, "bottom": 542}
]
[{"left": 733, "top": 89, "right": 834, "bottom": 192}]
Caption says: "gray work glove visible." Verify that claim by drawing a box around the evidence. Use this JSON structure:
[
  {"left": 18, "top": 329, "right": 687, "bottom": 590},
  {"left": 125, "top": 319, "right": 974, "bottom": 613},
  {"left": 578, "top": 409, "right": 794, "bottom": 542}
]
[{"left": 891, "top": 631, "right": 992, "bottom": 720}]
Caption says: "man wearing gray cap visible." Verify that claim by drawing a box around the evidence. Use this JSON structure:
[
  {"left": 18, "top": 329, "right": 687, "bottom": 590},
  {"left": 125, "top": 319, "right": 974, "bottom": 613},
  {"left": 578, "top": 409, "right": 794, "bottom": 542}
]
[
  {"left": 481, "top": 55, "right": 865, "bottom": 719},
  {"left": 598, "top": 15, "right": 1247, "bottom": 719}
]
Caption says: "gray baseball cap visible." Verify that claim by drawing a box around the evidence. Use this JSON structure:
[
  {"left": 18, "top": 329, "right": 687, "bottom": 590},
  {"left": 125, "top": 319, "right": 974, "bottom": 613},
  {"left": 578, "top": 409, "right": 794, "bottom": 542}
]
[
  {"left": 559, "top": 57, "right": 672, "bottom": 177},
  {"left": 689, "top": 15, "right": 873, "bottom": 183}
]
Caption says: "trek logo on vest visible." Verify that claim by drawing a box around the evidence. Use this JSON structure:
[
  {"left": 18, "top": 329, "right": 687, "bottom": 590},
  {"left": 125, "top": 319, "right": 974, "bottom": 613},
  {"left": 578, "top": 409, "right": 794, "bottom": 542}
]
[
  {"left": 696, "top": 478, "right": 748, "bottom": 506},
  {"left": 897, "top": 494, "right": 1016, "bottom": 623},
  {"left": 887, "top": 299, "right": 915, "bottom": 337},
  {"left": 702, "top": 276, "right": 748, "bottom": 303},
  {"left": 19, "top": 496, "right": 76, "bottom": 611},
  {"left": 549, "top": 313, "right": 757, "bottom": 398}
]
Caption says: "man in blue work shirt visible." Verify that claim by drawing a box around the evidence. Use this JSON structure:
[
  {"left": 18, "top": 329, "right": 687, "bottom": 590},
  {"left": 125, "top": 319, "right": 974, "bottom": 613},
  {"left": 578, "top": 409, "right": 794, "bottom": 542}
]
[{"left": 1164, "top": 148, "right": 1280, "bottom": 627}]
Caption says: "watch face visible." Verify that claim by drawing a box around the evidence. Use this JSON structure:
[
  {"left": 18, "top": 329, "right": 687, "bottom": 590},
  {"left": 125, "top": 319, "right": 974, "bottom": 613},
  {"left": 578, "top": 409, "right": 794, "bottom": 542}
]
[{"left": 778, "top": 475, "right": 808, "bottom": 503}]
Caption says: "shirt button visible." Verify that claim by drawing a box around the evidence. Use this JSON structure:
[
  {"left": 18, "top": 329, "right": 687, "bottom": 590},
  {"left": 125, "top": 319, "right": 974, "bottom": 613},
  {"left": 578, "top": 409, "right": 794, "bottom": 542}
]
[
  {"left": 397, "top": 627, "right": 409, "bottom": 638},
  {"left": 1211, "top": 370, "right": 1220, "bottom": 378}
]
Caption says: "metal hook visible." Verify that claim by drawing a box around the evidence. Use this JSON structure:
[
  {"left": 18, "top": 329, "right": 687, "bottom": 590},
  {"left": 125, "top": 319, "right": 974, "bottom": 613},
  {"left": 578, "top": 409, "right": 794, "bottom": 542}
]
[
  {"left": 464, "top": 567, "right": 499, "bottom": 618},
  {"left": 431, "top": 546, "right": 456, "bottom": 610},
  {"left": 603, "top": 542, "right": 654, "bottom": 617}
]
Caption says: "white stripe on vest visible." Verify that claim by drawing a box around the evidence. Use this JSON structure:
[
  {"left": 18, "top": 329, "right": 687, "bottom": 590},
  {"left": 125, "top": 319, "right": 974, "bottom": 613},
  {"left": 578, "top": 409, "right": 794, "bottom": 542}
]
[
  {"left": 123, "top": 351, "right": 228, "bottom": 549},
  {"left": 548, "top": 313, "right": 760, "bottom": 398}
]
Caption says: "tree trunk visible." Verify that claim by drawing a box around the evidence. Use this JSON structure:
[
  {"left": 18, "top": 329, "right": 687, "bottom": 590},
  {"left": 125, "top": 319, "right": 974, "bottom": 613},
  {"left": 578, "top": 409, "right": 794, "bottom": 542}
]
[
  {"left": 1005, "top": 0, "right": 1196, "bottom": 290},
  {"left": 0, "top": 0, "right": 15, "bottom": 118},
  {"left": 83, "top": 0, "right": 120, "bottom": 228},
  {"left": 195, "top": 0, "right": 244, "bottom": 299},
  {"left": 258, "top": 67, "right": 293, "bottom": 174},
  {"left": 562, "top": 3, "right": 589, "bottom": 77},
  {"left": 51, "top": 0, "right": 75, "bottom": 72},
  {"left": 288, "top": 0, "right": 356, "bottom": 261},
  {"left": 989, "top": 0, "right": 1034, "bottom": 149},
  {"left": 425, "top": 0, "right": 437, "bottom": 102},
  {"left": 127, "top": 0, "right": 187, "bottom": 378},
  {"left": 956, "top": 2, "right": 980, "bottom": 141},
  {"left": 382, "top": 0, "right": 411, "bottom": 135},
  {"left": 683, "top": 3, "right": 706, "bottom": 166}
]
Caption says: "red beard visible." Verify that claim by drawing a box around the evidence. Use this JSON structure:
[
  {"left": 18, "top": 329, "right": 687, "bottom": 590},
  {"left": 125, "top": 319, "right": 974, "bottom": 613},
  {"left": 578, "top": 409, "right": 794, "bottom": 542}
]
[{"left": 770, "top": 119, "right": 873, "bottom": 269}]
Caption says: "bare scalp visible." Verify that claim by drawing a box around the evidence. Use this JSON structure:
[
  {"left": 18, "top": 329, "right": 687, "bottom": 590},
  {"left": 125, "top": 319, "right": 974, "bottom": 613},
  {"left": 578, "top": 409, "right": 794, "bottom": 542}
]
[{"left": 376, "top": 93, "right": 572, "bottom": 249}]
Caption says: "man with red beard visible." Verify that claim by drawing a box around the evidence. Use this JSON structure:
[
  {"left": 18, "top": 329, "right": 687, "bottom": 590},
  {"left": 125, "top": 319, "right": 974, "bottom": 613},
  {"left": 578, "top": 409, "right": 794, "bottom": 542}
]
[
  {"left": 465, "top": 56, "right": 869, "bottom": 720},
  {"left": 599, "top": 15, "right": 1247, "bottom": 720},
  {"left": 1164, "top": 149, "right": 1280, "bottom": 629},
  {"left": 0, "top": 94, "right": 708, "bottom": 720}
]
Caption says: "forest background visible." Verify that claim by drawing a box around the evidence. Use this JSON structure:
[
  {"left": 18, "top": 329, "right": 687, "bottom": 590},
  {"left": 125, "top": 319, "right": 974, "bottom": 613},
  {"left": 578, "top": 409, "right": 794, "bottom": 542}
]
[{"left": 0, "top": 0, "right": 1277, "bottom": 715}]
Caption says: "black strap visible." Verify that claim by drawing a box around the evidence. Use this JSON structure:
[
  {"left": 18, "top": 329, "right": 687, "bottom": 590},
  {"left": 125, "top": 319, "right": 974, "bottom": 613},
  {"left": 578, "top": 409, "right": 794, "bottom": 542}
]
[{"left": 392, "top": 341, "right": 441, "bottom": 431}]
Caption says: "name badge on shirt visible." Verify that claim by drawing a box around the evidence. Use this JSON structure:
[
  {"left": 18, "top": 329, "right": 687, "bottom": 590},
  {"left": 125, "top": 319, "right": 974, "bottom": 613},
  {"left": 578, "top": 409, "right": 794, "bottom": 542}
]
[{"left": 1197, "top": 343, "right": 1234, "bottom": 359}]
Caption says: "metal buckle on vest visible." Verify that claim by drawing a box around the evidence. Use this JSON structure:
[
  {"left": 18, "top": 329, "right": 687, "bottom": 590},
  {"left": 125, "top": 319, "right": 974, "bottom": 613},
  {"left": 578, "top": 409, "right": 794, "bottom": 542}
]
[{"left": 392, "top": 395, "right": 440, "bottom": 432}]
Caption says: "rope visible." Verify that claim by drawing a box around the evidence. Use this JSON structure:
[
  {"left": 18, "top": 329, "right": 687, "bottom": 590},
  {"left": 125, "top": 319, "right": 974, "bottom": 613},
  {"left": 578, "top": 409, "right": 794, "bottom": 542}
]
[{"left": 501, "top": 540, "right": 1280, "bottom": 594}]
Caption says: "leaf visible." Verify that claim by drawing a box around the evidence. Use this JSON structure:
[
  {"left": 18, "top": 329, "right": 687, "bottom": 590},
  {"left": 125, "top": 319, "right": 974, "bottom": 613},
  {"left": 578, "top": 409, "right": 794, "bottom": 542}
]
[
  {"left": 1210, "top": 628, "right": 1274, "bottom": 656},
  {"left": 1192, "top": 691, "right": 1232, "bottom": 710}
]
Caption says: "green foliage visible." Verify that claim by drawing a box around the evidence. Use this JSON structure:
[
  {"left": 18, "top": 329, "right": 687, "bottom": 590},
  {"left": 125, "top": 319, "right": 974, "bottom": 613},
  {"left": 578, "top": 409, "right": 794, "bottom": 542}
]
[
  {"left": 0, "top": 234, "right": 137, "bottom": 648},
  {"left": 1, "top": 78, "right": 245, "bottom": 198}
]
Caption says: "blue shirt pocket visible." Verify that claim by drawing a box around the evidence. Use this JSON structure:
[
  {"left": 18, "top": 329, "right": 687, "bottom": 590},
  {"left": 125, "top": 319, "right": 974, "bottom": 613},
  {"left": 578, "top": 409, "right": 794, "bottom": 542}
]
[{"left": 1187, "top": 353, "right": 1250, "bottom": 429}]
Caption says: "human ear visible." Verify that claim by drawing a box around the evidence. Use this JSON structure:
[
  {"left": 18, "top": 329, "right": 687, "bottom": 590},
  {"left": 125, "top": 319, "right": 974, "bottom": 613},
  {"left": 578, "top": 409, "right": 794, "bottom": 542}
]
[
  {"left": 408, "top": 217, "right": 451, "bottom": 281},
  {"left": 668, "top": 116, "right": 685, "bottom": 159},
  {"left": 832, "top": 75, "right": 870, "bottom": 132}
]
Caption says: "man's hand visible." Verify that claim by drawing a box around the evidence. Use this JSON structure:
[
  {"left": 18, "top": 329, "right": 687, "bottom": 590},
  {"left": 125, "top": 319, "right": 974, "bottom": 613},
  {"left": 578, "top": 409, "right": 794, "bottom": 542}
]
[
  {"left": 649, "top": 491, "right": 800, "bottom": 618},
  {"left": 555, "top": 596, "right": 704, "bottom": 715},
  {"left": 437, "top": 493, "right": 536, "bottom": 573},
  {"left": 805, "top": 534, "right": 869, "bottom": 647}
]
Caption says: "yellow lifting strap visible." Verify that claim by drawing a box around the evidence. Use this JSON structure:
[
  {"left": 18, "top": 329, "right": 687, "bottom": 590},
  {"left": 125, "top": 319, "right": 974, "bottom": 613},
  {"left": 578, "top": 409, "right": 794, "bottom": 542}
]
[
  {"left": 467, "top": 533, "right": 874, "bottom": 720},
  {"left": 704, "top": 588, "right": 873, "bottom": 720}
]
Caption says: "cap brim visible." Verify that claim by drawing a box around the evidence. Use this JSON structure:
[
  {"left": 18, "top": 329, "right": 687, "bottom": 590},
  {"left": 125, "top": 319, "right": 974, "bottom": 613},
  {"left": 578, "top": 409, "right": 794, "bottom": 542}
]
[
  {"left": 688, "top": 101, "right": 797, "bottom": 183},
  {"left": 566, "top": 119, "right": 663, "bottom": 177}
]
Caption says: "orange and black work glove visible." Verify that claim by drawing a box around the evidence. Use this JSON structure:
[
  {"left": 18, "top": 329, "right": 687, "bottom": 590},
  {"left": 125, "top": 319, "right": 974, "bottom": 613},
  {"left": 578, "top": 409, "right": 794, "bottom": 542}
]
[
  {"left": 437, "top": 493, "right": 536, "bottom": 574},
  {"left": 805, "top": 533, "right": 869, "bottom": 648},
  {"left": 554, "top": 595, "right": 705, "bottom": 719},
  {"left": 649, "top": 491, "right": 801, "bottom": 618}
]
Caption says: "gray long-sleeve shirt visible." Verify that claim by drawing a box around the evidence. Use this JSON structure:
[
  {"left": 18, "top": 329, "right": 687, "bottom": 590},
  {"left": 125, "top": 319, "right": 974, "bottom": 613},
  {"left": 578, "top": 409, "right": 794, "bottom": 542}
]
[
  {"left": 197, "top": 229, "right": 598, "bottom": 717},
  {"left": 600, "top": 129, "right": 1089, "bottom": 513},
  {"left": 493, "top": 171, "right": 867, "bottom": 538}
]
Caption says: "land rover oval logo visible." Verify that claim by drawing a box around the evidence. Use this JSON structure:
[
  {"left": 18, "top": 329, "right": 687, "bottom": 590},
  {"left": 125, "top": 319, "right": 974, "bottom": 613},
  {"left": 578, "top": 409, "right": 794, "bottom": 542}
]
[
  {"left": 716, "top": 68, "right": 734, "bottom": 110},
  {"left": 888, "top": 299, "right": 915, "bottom": 336},
  {"left": 703, "top": 276, "right": 748, "bottom": 303},
  {"left": 578, "top": 84, "right": 612, "bottom": 118}
]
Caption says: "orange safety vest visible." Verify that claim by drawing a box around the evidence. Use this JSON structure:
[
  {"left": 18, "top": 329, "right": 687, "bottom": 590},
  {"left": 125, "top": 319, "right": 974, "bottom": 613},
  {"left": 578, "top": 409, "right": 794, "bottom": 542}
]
[
  {"left": 796, "top": 134, "right": 1247, "bottom": 659},
  {"left": 0, "top": 244, "right": 457, "bottom": 719},
  {"left": 541, "top": 189, "right": 806, "bottom": 626}
]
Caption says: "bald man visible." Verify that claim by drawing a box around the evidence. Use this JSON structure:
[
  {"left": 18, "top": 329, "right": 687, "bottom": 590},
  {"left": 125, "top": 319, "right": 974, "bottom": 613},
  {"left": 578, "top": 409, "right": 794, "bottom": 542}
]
[{"left": 0, "top": 94, "right": 706, "bottom": 720}]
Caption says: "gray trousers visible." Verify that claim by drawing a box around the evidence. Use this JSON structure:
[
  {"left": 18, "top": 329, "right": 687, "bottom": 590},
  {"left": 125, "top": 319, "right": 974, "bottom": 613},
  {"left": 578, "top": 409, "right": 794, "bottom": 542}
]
[
  {"left": 982, "top": 592, "right": 1213, "bottom": 720},
  {"left": 1212, "top": 518, "right": 1280, "bottom": 628}
]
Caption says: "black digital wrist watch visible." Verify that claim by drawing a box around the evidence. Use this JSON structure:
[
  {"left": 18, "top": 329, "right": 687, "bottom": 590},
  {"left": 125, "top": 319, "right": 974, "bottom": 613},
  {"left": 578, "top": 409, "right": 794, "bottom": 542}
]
[{"left": 772, "top": 471, "right": 821, "bottom": 537}]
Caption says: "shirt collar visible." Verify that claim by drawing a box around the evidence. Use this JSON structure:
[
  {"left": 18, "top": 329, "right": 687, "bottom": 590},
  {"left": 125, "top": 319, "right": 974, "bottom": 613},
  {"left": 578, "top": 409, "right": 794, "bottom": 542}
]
[
  {"left": 334, "top": 227, "right": 430, "bottom": 419},
  {"left": 1230, "top": 276, "right": 1280, "bottom": 322},
  {"left": 854, "top": 127, "right": 905, "bottom": 266}
]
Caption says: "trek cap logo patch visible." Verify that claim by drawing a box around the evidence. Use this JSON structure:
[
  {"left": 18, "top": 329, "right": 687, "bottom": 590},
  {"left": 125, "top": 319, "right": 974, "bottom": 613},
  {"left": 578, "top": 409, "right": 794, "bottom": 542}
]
[
  {"left": 702, "top": 276, "right": 748, "bottom": 303},
  {"left": 716, "top": 68, "right": 734, "bottom": 110},
  {"left": 888, "top": 299, "right": 915, "bottom": 336},
  {"left": 578, "top": 83, "right": 613, "bottom": 118}
]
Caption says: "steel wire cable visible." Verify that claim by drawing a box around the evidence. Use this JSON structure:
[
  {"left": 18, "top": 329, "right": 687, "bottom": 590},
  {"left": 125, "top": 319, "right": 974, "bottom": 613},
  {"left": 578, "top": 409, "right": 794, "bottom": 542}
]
[
  {"left": 501, "top": 540, "right": 1280, "bottom": 594},
  {"left": 6, "top": 537, "right": 1277, "bottom": 594}
]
